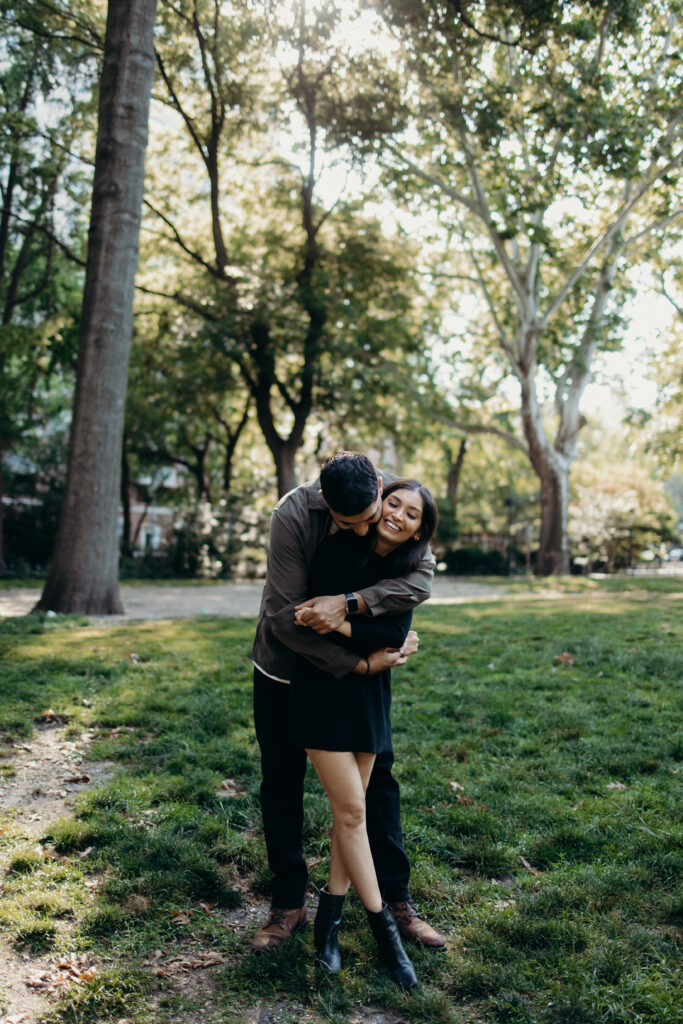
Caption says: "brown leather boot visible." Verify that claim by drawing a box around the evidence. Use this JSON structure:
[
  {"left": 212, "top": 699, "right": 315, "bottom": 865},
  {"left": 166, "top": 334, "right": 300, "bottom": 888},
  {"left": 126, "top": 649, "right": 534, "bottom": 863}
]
[
  {"left": 251, "top": 905, "right": 308, "bottom": 952},
  {"left": 388, "top": 900, "right": 447, "bottom": 950}
]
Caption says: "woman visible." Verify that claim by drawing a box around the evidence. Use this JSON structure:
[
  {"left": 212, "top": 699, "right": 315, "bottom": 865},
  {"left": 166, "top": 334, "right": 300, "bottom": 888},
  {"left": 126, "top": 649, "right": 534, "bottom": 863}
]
[{"left": 288, "top": 479, "right": 438, "bottom": 988}]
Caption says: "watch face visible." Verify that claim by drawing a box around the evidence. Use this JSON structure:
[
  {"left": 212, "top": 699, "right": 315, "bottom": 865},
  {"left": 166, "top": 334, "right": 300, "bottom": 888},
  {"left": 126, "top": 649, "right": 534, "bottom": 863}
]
[{"left": 346, "top": 593, "right": 358, "bottom": 614}]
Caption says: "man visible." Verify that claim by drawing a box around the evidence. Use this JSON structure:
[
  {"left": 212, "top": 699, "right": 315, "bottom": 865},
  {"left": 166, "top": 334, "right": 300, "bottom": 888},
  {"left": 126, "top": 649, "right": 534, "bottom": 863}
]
[{"left": 251, "top": 451, "right": 446, "bottom": 952}]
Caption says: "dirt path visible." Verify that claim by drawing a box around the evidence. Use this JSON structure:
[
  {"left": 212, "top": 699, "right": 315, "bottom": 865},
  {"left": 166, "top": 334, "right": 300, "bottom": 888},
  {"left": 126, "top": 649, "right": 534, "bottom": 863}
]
[
  {"left": 0, "top": 577, "right": 507, "bottom": 622},
  {"left": 0, "top": 725, "right": 116, "bottom": 1024}
]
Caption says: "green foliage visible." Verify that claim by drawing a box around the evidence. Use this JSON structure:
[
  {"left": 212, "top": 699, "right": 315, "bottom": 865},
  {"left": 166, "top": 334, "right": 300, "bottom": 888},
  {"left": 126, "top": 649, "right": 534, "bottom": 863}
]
[
  {"left": 136, "top": 0, "right": 438, "bottom": 495},
  {"left": 442, "top": 545, "right": 517, "bottom": 575},
  {"left": 369, "top": 0, "right": 683, "bottom": 572},
  {"left": 0, "top": 0, "right": 100, "bottom": 568}
]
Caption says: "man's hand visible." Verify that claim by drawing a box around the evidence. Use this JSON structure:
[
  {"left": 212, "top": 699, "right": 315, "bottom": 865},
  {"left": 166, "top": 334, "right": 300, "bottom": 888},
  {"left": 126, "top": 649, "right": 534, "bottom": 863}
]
[{"left": 294, "top": 594, "right": 347, "bottom": 634}]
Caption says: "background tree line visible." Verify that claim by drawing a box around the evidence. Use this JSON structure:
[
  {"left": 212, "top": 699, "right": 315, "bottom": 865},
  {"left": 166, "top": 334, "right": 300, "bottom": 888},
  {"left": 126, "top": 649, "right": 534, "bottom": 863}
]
[{"left": 0, "top": 0, "right": 681, "bottom": 610}]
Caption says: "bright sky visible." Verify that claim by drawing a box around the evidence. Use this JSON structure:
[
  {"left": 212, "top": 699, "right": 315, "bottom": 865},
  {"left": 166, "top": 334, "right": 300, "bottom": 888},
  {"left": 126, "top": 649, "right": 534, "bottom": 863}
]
[{"left": 585, "top": 274, "right": 677, "bottom": 420}]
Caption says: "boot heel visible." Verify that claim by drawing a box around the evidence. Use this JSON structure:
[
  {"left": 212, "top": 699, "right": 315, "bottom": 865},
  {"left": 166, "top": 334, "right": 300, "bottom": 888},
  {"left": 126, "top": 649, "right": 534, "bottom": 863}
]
[
  {"left": 366, "top": 904, "right": 418, "bottom": 989},
  {"left": 314, "top": 888, "right": 345, "bottom": 973}
]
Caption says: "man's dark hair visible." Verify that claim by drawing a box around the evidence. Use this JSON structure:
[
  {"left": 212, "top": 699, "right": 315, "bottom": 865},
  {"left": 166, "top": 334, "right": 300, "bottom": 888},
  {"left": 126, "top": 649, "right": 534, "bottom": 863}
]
[{"left": 320, "top": 451, "right": 379, "bottom": 516}]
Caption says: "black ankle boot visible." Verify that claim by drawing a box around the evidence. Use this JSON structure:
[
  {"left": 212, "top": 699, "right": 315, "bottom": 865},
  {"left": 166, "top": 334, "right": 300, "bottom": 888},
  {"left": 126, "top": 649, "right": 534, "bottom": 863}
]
[
  {"left": 366, "top": 904, "right": 418, "bottom": 989},
  {"left": 314, "top": 888, "right": 345, "bottom": 973}
]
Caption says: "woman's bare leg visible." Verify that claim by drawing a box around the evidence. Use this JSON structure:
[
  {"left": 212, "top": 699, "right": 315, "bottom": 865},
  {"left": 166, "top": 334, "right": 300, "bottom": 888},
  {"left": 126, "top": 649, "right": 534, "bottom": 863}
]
[
  {"left": 327, "top": 751, "right": 376, "bottom": 894},
  {"left": 307, "top": 749, "right": 382, "bottom": 913}
]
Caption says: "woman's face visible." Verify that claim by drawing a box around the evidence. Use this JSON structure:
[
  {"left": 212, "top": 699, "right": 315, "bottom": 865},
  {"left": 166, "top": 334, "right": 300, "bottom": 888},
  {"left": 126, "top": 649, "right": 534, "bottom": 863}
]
[{"left": 375, "top": 488, "right": 424, "bottom": 549}]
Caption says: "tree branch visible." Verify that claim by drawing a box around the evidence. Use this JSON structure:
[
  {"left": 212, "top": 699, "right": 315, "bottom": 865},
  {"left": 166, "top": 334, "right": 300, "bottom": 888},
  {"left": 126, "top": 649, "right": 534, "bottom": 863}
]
[
  {"left": 623, "top": 208, "right": 683, "bottom": 252},
  {"left": 543, "top": 152, "right": 683, "bottom": 325},
  {"left": 384, "top": 140, "right": 484, "bottom": 217},
  {"left": 142, "top": 199, "right": 235, "bottom": 282},
  {"left": 154, "top": 50, "right": 208, "bottom": 168}
]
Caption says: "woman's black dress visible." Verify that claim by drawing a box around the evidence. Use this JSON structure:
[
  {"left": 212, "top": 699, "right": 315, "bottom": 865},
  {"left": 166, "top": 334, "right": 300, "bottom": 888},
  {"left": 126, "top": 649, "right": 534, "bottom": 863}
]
[{"left": 288, "top": 532, "right": 412, "bottom": 753}]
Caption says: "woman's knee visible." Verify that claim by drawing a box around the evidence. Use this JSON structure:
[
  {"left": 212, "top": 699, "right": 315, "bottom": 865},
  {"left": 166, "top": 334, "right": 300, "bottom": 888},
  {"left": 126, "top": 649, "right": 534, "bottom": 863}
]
[{"left": 334, "top": 797, "right": 367, "bottom": 832}]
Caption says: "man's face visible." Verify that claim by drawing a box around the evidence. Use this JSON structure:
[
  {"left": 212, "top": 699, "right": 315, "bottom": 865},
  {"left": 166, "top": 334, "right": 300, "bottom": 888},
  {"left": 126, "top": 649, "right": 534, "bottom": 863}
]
[{"left": 326, "top": 481, "right": 384, "bottom": 537}]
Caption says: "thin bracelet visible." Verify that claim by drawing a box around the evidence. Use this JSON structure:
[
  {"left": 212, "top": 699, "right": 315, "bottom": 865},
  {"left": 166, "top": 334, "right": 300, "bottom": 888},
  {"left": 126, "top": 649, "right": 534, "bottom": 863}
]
[{"left": 364, "top": 657, "right": 371, "bottom": 675}]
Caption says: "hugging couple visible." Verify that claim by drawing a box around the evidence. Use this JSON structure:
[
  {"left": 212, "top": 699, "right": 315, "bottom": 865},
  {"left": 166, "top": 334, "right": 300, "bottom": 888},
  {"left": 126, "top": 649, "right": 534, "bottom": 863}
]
[{"left": 251, "top": 451, "right": 445, "bottom": 989}]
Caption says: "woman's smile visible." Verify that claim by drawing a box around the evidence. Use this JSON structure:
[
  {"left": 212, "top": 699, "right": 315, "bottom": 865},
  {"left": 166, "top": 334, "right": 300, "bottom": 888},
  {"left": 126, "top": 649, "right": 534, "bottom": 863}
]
[{"left": 375, "top": 488, "right": 424, "bottom": 551}]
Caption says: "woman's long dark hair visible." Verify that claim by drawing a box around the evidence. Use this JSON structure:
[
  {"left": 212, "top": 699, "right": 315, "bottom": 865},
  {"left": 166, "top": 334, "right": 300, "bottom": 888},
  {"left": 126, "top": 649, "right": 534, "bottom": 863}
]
[{"left": 378, "top": 478, "right": 438, "bottom": 578}]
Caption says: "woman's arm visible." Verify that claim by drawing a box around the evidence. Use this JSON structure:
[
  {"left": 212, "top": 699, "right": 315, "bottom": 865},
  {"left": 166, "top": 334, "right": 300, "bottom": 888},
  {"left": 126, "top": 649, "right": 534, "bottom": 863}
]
[{"left": 347, "top": 609, "right": 412, "bottom": 656}]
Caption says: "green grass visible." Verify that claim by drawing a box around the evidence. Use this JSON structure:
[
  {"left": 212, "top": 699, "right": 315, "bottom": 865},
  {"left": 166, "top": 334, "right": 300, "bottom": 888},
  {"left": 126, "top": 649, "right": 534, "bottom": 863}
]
[{"left": 0, "top": 587, "right": 681, "bottom": 1023}]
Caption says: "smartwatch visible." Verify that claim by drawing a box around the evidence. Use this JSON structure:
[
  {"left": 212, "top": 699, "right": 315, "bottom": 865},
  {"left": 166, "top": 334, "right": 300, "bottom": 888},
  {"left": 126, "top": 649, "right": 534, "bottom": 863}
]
[{"left": 345, "top": 592, "right": 359, "bottom": 615}]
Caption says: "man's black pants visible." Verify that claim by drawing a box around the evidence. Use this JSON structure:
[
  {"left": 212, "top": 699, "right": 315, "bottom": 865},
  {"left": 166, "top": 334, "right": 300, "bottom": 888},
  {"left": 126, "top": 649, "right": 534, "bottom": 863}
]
[{"left": 253, "top": 666, "right": 411, "bottom": 909}]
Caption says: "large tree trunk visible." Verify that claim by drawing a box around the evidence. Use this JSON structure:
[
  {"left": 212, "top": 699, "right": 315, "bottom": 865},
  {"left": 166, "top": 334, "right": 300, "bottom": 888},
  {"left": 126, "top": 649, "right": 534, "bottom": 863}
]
[{"left": 35, "top": 0, "right": 157, "bottom": 614}]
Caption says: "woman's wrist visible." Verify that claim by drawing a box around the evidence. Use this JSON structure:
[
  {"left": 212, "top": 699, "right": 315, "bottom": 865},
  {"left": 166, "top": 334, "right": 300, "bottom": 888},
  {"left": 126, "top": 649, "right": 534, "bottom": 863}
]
[{"left": 364, "top": 656, "right": 371, "bottom": 675}]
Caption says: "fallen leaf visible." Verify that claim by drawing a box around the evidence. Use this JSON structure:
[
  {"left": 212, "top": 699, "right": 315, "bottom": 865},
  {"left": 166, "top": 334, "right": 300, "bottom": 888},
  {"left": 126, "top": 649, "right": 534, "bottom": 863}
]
[
  {"left": 171, "top": 911, "right": 191, "bottom": 925},
  {"left": 449, "top": 781, "right": 465, "bottom": 793},
  {"left": 199, "top": 901, "right": 216, "bottom": 914},
  {"left": 26, "top": 973, "right": 50, "bottom": 989},
  {"left": 64, "top": 773, "right": 91, "bottom": 784},
  {"left": 216, "top": 778, "right": 246, "bottom": 798},
  {"left": 607, "top": 782, "right": 629, "bottom": 790},
  {"left": 553, "top": 652, "right": 575, "bottom": 666},
  {"left": 520, "top": 856, "right": 542, "bottom": 876},
  {"left": 172, "top": 953, "right": 225, "bottom": 969}
]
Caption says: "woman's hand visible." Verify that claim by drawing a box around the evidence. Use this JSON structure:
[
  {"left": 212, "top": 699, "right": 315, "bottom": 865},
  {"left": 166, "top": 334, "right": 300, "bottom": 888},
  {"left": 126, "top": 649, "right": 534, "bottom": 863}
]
[
  {"left": 353, "top": 630, "right": 420, "bottom": 675},
  {"left": 402, "top": 630, "right": 419, "bottom": 656}
]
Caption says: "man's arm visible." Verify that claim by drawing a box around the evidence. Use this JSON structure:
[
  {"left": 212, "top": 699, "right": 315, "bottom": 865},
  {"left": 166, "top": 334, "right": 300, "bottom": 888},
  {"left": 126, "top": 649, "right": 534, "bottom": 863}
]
[
  {"left": 270, "top": 598, "right": 412, "bottom": 676},
  {"left": 296, "top": 547, "right": 435, "bottom": 633},
  {"left": 263, "top": 506, "right": 367, "bottom": 679}
]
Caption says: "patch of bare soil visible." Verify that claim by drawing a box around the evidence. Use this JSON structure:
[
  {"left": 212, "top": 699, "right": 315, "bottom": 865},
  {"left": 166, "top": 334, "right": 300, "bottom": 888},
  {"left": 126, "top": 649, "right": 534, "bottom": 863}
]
[
  {"left": 0, "top": 722, "right": 115, "bottom": 831},
  {"left": 0, "top": 725, "right": 116, "bottom": 1024}
]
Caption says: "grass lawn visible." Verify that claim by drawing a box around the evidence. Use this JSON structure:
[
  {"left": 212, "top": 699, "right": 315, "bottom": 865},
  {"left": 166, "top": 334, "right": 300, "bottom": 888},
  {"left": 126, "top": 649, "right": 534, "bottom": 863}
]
[{"left": 0, "top": 584, "right": 681, "bottom": 1023}]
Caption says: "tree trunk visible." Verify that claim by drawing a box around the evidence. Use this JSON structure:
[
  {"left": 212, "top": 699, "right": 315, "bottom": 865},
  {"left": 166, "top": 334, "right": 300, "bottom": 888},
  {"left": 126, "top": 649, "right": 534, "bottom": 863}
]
[
  {"left": 518, "top": 363, "right": 571, "bottom": 576},
  {"left": 274, "top": 442, "right": 299, "bottom": 498},
  {"left": 446, "top": 437, "right": 468, "bottom": 505},
  {"left": 536, "top": 462, "right": 570, "bottom": 575},
  {"left": 120, "top": 440, "right": 132, "bottom": 557},
  {"left": 0, "top": 454, "right": 5, "bottom": 572},
  {"left": 35, "top": 0, "right": 157, "bottom": 614}
]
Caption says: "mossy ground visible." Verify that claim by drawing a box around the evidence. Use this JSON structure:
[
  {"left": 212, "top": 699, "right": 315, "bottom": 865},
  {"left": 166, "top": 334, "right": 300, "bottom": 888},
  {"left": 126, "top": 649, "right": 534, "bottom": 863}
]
[{"left": 0, "top": 578, "right": 681, "bottom": 1023}]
